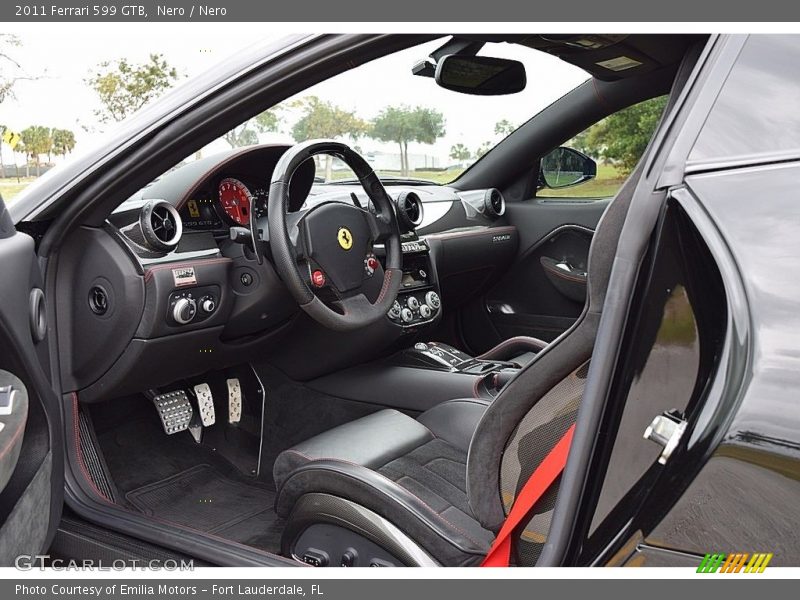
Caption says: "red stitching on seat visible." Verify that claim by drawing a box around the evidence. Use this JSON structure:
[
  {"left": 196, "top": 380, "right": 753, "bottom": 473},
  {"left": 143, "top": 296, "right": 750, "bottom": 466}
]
[{"left": 280, "top": 452, "right": 486, "bottom": 548}]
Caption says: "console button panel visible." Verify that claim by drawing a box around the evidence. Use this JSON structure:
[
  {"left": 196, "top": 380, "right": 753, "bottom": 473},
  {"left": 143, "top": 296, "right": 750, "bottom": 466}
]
[
  {"left": 166, "top": 284, "right": 220, "bottom": 326},
  {"left": 388, "top": 289, "right": 440, "bottom": 327}
]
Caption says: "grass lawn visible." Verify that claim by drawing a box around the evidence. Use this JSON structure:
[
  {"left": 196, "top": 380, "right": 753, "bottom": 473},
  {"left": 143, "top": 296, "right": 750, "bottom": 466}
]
[
  {"left": 538, "top": 163, "right": 627, "bottom": 199},
  {"left": 0, "top": 177, "right": 36, "bottom": 204}
]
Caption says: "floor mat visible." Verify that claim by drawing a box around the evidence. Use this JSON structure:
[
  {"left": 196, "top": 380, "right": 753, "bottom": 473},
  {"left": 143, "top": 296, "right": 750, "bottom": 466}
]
[{"left": 125, "top": 464, "right": 283, "bottom": 551}]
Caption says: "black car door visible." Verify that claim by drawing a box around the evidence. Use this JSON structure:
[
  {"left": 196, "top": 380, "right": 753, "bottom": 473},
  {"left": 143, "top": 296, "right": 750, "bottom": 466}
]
[
  {"left": 0, "top": 194, "right": 63, "bottom": 565},
  {"left": 458, "top": 96, "right": 668, "bottom": 353}
]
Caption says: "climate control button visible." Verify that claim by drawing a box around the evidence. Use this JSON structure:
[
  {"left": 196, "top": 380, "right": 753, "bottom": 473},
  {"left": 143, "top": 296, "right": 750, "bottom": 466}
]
[
  {"left": 419, "top": 304, "right": 432, "bottom": 319},
  {"left": 425, "top": 291, "right": 441, "bottom": 310},
  {"left": 407, "top": 296, "right": 420, "bottom": 310},
  {"left": 172, "top": 297, "right": 197, "bottom": 325},
  {"left": 200, "top": 296, "right": 216, "bottom": 314},
  {"left": 400, "top": 308, "right": 414, "bottom": 323},
  {"left": 388, "top": 300, "right": 402, "bottom": 320}
]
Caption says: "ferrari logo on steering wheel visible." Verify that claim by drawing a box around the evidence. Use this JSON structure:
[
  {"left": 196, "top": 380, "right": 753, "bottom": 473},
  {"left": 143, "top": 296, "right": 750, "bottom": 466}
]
[{"left": 337, "top": 227, "right": 353, "bottom": 250}]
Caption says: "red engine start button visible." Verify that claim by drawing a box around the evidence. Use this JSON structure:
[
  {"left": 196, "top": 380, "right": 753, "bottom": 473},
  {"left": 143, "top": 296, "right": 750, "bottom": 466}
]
[{"left": 311, "top": 269, "right": 326, "bottom": 287}]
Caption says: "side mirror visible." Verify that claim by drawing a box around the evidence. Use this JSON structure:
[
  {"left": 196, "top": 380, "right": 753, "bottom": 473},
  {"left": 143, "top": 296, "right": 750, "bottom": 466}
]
[
  {"left": 435, "top": 55, "right": 526, "bottom": 96},
  {"left": 539, "top": 147, "right": 597, "bottom": 189}
]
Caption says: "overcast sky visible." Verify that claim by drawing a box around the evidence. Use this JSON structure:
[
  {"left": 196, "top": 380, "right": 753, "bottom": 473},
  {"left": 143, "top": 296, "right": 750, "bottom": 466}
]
[{"left": 3, "top": 25, "right": 589, "bottom": 165}]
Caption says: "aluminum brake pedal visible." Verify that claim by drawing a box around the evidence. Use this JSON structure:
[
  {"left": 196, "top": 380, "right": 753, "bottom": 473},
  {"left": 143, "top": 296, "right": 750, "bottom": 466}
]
[
  {"left": 227, "top": 378, "right": 242, "bottom": 424},
  {"left": 193, "top": 382, "right": 216, "bottom": 427}
]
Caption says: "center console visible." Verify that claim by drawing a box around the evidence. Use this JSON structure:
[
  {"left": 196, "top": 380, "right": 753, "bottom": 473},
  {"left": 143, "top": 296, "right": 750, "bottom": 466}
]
[
  {"left": 306, "top": 340, "right": 524, "bottom": 413},
  {"left": 385, "top": 238, "right": 442, "bottom": 328}
]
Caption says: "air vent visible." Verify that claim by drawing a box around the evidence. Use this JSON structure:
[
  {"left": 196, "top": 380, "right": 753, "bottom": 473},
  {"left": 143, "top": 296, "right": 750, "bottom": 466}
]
[
  {"left": 395, "top": 191, "right": 425, "bottom": 232},
  {"left": 139, "top": 200, "right": 182, "bottom": 252},
  {"left": 484, "top": 188, "right": 505, "bottom": 218}
]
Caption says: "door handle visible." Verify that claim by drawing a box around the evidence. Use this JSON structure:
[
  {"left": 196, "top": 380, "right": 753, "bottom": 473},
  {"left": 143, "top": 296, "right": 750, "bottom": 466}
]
[{"left": 540, "top": 256, "right": 587, "bottom": 302}]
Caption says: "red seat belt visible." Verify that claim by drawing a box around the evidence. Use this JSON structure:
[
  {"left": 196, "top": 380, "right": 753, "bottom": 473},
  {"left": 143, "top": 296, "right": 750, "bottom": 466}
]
[{"left": 481, "top": 423, "right": 576, "bottom": 567}]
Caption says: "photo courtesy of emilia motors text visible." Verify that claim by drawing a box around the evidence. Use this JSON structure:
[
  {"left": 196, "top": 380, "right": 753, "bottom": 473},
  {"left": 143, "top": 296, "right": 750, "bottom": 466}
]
[{"left": 1, "top": 0, "right": 799, "bottom": 596}]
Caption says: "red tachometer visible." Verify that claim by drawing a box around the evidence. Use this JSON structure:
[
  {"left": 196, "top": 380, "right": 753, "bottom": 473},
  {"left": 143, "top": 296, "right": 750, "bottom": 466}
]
[{"left": 218, "top": 178, "right": 252, "bottom": 226}]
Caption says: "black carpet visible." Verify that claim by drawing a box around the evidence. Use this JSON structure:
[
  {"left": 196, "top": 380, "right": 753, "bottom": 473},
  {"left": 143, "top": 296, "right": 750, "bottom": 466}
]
[
  {"left": 88, "top": 367, "right": 386, "bottom": 554},
  {"left": 253, "top": 363, "right": 384, "bottom": 479},
  {"left": 90, "top": 395, "right": 284, "bottom": 552},
  {"left": 126, "top": 464, "right": 283, "bottom": 552}
]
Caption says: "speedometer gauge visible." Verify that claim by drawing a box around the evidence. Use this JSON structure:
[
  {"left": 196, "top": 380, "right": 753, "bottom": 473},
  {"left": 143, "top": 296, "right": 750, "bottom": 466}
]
[{"left": 218, "top": 178, "right": 252, "bottom": 226}]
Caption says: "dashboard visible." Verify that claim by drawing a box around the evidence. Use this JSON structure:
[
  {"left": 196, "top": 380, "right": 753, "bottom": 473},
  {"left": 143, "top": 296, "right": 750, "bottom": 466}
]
[{"left": 66, "top": 143, "right": 515, "bottom": 401}]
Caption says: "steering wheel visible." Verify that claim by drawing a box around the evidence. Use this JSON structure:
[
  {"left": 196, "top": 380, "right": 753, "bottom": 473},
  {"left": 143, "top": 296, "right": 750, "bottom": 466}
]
[{"left": 268, "top": 140, "right": 402, "bottom": 331}]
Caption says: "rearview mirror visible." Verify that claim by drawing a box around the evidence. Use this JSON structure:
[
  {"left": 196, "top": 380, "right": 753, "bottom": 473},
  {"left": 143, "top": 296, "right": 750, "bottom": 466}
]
[
  {"left": 435, "top": 55, "right": 526, "bottom": 96},
  {"left": 540, "top": 147, "right": 597, "bottom": 189}
]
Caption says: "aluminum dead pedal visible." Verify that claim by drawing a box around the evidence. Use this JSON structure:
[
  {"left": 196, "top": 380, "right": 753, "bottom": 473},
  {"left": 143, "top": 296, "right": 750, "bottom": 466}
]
[
  {"left": 193, "top": 383, "right": 216, "bottom": 427},
  {"left": 227, "top": 378, "right": 242, "bottom": 424},
  {"left": 152, "top": 390, "right": 193, "bottom": 435}
]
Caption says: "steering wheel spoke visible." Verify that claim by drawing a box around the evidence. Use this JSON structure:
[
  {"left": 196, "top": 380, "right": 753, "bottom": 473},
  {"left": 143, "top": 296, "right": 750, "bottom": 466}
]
[
  {"left": 284, "top": 211, "right": 309, "bottom": 260},
  {"left": 365, "top": 209, "right": 395, "bottom": 243},
  {"left": 268, "top": 140, "right": 403, "bottom": 331}
]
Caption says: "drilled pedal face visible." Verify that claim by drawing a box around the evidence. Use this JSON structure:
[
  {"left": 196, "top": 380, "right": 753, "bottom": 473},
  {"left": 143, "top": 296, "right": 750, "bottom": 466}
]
[
  {"left": 227, "top": 378, "right": 242, "bottom": 424},
  {"left": 193, "top": 383, "right": 216, "bottom": 427},
  {"left": 153, "top": 391, "right": 193, "bottom": 434}
]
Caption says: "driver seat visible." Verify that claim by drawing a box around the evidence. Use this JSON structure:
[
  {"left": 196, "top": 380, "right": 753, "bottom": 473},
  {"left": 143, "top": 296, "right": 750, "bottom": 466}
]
[{"left": 272, "top": 159, "right": 639, "bottom": 566}]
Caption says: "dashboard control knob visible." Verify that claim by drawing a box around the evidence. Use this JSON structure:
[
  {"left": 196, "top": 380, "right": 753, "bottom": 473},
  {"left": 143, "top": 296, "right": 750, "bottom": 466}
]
[
  {"left": 173, "top": 297, "right": 197, "bottom": 325},
  {"left": 419, "top": 304, "right": 432, "bottom": 319},
  {"left": 400, "top": 308, "right": 414, "bottom": 323},
  {"left": 425, "top": 291, "right": 441, "bottom": 310},
  {"left": 388, "top": 300, "right": 402, "bottom": 320},
  {"left": 414, "top": 342, "right": 429, "bottom": 351},
  {"left": 200, "top": 297, "right": 216, "bottom": 313},
  {"left": 407, "top": 296, "right": 420, "bottom": 310}
]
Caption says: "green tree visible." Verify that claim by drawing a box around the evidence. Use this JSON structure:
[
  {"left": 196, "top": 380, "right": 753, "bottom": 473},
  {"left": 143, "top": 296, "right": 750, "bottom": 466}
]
[
  {"left": 449, "top": 143, "right": 471, "bottom": 163},
  {"left": 20, "top": 125, "right": 51, "bottom": 176},
  {"left": 370, "top": 105, "right": 445, "bottom": 177},
  {"left": 494, "top": 119, "right": 516, "bottom": 137},
  {"left": 291, "top": 96, "right": 367, "bottom": 179},
  {"left": 86, "top": 54, "right": 180, "bottom": 125},
  {"left": 475, "top": 141, "right": 492, "bottom": 159},
  {"left": 577, "top": 96, "right": 667, "bottom": 175},
  {"left": 224, "top": 109, "right": 280, "bottom": 148},
  {"left": 51, "top": 128, "right": 77, "bottom": 159}
]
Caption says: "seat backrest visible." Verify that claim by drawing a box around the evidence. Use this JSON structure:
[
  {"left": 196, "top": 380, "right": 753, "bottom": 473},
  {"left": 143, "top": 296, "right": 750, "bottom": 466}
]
[{"left": 465, "top": 162, "right": 642, "bottom": 551}]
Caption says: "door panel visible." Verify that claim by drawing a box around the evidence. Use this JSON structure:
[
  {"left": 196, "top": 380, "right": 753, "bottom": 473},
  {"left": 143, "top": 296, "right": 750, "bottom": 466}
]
[
  {"left": 0, "top": 196, "right": 62, "bottom": 565},
  {"left": 460, "top": 198, "right": 608, "bottom": 352}
]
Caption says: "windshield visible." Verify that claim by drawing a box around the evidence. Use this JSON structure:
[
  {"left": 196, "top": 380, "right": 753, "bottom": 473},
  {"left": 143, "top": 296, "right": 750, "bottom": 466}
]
[{"left": 201, "top": 39, "right": 590, "bottom": 185}]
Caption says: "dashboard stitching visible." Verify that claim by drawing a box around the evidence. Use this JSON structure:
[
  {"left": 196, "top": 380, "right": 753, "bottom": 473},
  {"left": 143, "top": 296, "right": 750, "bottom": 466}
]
[{"left": 173, "top": 146, "right": 267, "bottom": 211}]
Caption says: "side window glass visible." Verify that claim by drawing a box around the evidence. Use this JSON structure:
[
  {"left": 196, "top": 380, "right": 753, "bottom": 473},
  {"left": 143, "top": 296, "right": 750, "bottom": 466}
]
[{"left": 538, "top": 96, "right": 668, "bottom": 199}]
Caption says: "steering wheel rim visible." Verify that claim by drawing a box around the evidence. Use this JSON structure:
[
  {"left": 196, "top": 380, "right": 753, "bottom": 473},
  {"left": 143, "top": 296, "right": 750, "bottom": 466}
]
[{"left": 267, "top": 140, "right": 402, "bottom": 331}]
